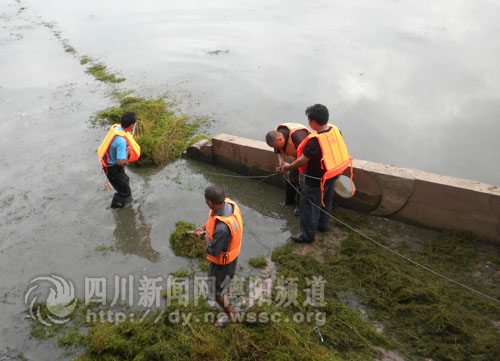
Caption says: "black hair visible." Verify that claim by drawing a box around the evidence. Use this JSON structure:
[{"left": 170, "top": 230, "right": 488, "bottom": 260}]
[
  {"left": 205, "top": 185, "right": 225, "bottom": 205},
  {"left": 265, "top": 131, "right": 281, "bottom": 146},
  {"left": 121, "top": 111, "right": 137, "bottom": 128},
  {"left": 305, "top": 104, "right": 329, "bottom": 125}
]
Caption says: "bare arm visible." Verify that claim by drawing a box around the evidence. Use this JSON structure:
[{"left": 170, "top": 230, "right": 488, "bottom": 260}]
[
  {"left": 279, "top": 154, "right": 309, "bottom": 173},
  {"left": 194, "top": 224, "right": 206, "bottom": 234},
  {"left": 116, "top": 158, "right": 129, "bottom": 166},
  {"left": 277, "top": 152, "right": 286, "bottom": 167}
]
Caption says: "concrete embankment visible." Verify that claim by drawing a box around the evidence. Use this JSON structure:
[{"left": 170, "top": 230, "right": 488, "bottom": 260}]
[{"left": 187, "top": 134, "right": 500, "bottom": 244}]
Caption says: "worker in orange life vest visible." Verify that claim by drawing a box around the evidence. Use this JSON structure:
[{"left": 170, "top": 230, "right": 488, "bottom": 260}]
[
  {"left": 278, "top": 104, "right": 352, "bottom": 243},
  {"left": 265, "top": 123, "right": 310, "bottom": 216},
  {"left": 97, "top": 112, "right": 141, "bottom": 209},
  {"left": 194, "top": 185, "right": 242, "bottom": 328}
]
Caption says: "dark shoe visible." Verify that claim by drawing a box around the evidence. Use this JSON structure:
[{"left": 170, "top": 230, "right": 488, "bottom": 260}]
[
  {"left": 111, "top": 194, "right": 127, "bottom": 209},
  {"left": 278, "top": 201, "right": 294, "bottom": 207},
  {"left": 289, "top": 233, "right": 313, "bottom": 243},
  {"left": 293, "top": 206, "right": 300, "bottom": 217}
]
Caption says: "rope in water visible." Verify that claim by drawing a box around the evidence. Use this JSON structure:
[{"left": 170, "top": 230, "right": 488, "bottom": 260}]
[{"left": 206, "top": 169, "right": 500, "bottom": 304}]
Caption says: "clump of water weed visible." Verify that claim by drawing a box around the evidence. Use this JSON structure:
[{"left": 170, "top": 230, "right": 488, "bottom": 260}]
[
  {"left": 85, "top": 64, "right": 125, "bottom": 83},
  {"left": 80, "top": 56, "right": 91, "bottom": 65},
  {"left": 169, "top": 221, "right": 205, "bottom": 259},
  {"left": 93, "top": 96, "right": 209, "bottom": 167},
  {"left": 64, "top": 44, "right": 75, "bottom": 53},
  {"left": 248, "top": 256, "right": 267, "bottom": 269}
]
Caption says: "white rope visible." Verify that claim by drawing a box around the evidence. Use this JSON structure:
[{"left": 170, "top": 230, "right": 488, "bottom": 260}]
[
  {"left": 206, "top": 171, "right": 277, "bottom": 179},
  {"left": 282, "top": 175, "right": 500, "bottom": 305}
]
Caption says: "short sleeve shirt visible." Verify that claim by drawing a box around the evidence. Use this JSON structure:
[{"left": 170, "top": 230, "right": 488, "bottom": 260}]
[
  {"left": 106, "top": 126, "right": 127, "bottom": 165},
  {"left": 206, "top": 202, "right": 234, "bottom": 257}
]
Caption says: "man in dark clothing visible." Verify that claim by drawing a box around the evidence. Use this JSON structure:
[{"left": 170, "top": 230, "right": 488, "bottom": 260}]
[
  {"left": 265, "top": 124, "right": 310, "bottom": 214},
  {"left": 194, "top": 185, "right": 241, "bottom": 327},
  {"left": 278, "top": 104, "right": 340, "bottom": 243}
]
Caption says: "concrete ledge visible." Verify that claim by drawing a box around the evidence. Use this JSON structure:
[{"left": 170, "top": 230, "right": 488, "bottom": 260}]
[
  {"left": 187, "top": 133, "right": 500, "bottom": 244},
  {"left": 185, "top": 138, "right": 213, "bottom": 164},
  {"left": 212, "top": 134, "right": 282, "bottom": 186}
]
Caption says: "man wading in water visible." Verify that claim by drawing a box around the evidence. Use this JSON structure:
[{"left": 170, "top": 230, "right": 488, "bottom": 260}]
[
  {"left": 98, "top": 112, "right": 141, "bottom": 209},
  {"left": 195, "top": 185, "right": 243, "bottom": 328}
]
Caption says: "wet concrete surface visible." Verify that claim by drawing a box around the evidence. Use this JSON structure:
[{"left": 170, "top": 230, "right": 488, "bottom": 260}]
[{"left": 1, "top": 0, "right": 499, "bottom": 358}]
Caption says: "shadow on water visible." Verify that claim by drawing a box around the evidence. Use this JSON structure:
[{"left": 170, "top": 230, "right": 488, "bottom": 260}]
[{"left": 112, "top": 204, "right": 160, "bottom": 262}]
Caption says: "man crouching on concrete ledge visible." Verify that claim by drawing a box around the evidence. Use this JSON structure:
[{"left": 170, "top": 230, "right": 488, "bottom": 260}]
[{"left": 194, "top": 185, "right": 243, "bottom": 328}]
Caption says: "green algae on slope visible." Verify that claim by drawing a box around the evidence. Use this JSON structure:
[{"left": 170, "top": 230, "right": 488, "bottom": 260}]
[
  {"left": 34, "top": 231, "right": 391, "bottom": 361},
  {"left": 94, "top": 97, "right": 209, "bottom": 167},
  {"left": 28, "top": 285, "right": 390, "bottom": 361},
  {"left": 271, "top": 227, "right": 500, "bottom": 361},
  {"left": 72, "top": 298, "right": 388, "bottom": 361}
]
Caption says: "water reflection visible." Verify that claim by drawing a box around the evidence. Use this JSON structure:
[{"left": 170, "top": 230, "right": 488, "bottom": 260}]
[
  {"left": 186, "top": 160, "right": 285, "bottom": 217},
  {"left": 112, "top": 205, "right": 160, "bottom": 262}
]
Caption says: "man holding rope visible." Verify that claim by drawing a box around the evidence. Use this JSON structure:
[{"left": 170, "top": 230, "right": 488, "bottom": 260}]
[
  {"left": 277, "top": 104, "right": 352, "bottom": 243},
  {"left": 265, "top": 123, "right": 310, "bottom": 216}
]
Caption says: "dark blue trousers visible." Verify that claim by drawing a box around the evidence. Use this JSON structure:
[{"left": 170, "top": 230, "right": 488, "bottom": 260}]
[{"left": 299, "top": 178, "right": 336, "bottom": 241}]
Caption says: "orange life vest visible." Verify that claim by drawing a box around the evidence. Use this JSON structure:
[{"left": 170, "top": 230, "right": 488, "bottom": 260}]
[
  {"left": 205, "top": 198, "right": 243, "bottom": 265},
  {"left": 296, "top": 125, "right": 354, "bottom": 204},
  {"left": 97, "top": 124, "right": 141, "bottom": 167},
  {"left": 275, "top": 123, "right": 311, "bottom": 158}
]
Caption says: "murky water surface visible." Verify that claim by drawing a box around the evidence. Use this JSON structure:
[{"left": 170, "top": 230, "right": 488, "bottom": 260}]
[{"left": 1, "top": 0, "right": 499, "bottom": 358}]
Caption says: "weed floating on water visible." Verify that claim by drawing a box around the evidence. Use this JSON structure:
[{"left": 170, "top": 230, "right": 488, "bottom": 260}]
[
  {"left": 94, "top": 97, "right": 209, "bottom": 167},
  {"left": 249, "top": 256, "right": 268, "bottom": 269},
  {"left": 85, "top": 64, "right": 125, "bottom": 83}
]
